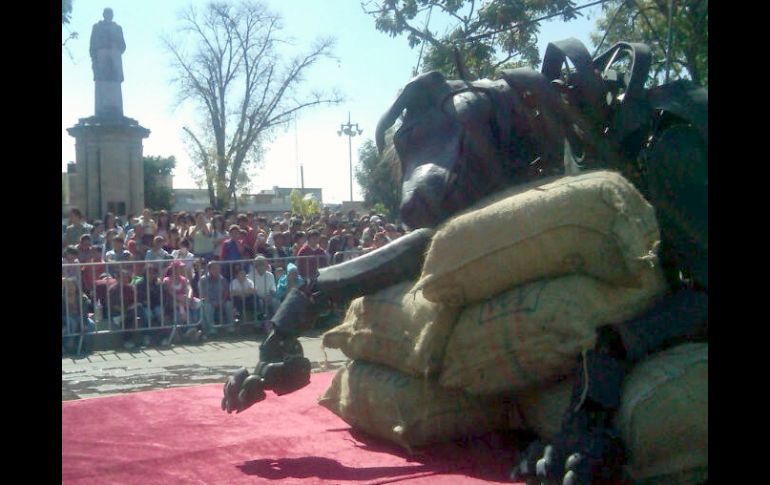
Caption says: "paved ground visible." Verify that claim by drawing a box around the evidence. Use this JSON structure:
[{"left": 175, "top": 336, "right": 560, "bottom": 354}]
[{"left": 62, "top": 332, "right": 348, "bottom": 401}]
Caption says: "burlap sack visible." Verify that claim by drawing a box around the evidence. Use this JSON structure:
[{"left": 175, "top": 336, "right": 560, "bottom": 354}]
[
  {"left": 517, "top": 343, "right": 708, "bottom": 483},
  {"left": 322, "top": 281, "right": 458, "bottom": 377},
  {"left": 415, "top": 170, "right": 660, "bottom": 306},
  {"left": 439, "top": 268, "right": 667, "bottom": 395},
  {"left": 318, "top": 360, "right": 508, "bottom": 450}
]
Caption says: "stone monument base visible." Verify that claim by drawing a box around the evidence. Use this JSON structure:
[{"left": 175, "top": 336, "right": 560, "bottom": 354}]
[{"left": 67, "top": 116, "right": 150, "bottom": 220}]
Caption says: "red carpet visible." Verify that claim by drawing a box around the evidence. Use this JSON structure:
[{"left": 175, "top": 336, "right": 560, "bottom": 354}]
[{"left": 62, "top": 371, "right": 523, "bottom": 484}]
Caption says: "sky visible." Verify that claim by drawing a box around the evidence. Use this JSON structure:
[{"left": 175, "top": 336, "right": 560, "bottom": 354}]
[{"left": 62, "top": 0, "right": 604, "bottom": 204}]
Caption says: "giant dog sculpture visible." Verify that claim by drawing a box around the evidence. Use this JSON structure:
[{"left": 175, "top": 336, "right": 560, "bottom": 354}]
[{"left": 221, "top": 38, "right": 707, "bottom": 484}]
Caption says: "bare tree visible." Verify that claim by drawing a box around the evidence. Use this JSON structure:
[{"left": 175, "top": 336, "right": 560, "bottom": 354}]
[{"left": 164, "top": 0, "right": 342, "bottom": 209}]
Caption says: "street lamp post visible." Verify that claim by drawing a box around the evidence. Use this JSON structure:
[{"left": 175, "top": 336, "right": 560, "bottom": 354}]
[{"left": 337, "top": 112, "right": 363, "bottom": 202}]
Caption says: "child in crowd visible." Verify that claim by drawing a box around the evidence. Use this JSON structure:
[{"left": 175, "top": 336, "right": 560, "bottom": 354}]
[
  {"left": 171, "top": 239, "right": 196, "bottom": 280},
  {"left": 163, "top": 261, "right": 200, "bottom": 329},
  {"left": 230, "top": 265, "right": 257, "bottom": 323},
  {"left": 105, "top": 236, "right": 132, "bottom": 277},
  {"left": 62, "top": 246, "right": 81, "bottom": 282},
  {"left": 145, "top": 235, "right": 171, "bottom": 264}
]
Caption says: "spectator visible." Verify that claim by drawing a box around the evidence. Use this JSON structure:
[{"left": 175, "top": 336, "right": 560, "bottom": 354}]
[
  {"left": 164, "top": 227, "right": 181, "bottom": 253},
  {"left": 175, "top": 212, "right": 192, "bottom": 241},
  {"left": 199, "top": 261, "right": 234, "bottom": 337},
  {"left": 296, "top": 229, "right": 326, "bottom": 281},
  {"left": 341, "top": 232, "right": 361, "bottom": 261},
  {"left": 276, "top": 262, "right": 305, "bottom": 301},
  {"left": 126, "top": 239, "right": 141, "bottom": 260},
  {"left": 290, "top": 217, "right": 303, "bottom": 240},
  {"left": 103, "top": 212, "right": 124, "bottom": 238},
  {"left": 220, "top": 225, "right": 247, "bottom": 280},
  {"left": 204, "top": 206, "right": 215, "bottom": 224},
  {"left": 255, "top": 215, "right": 268, "bottom": 233},
  {"left": 255, "top": 231, "right": 273, "bottom": 258},
  {"left": 189, "top": 211, "right": 214, "bottom": 263},
  {"left": 145, "top": 235, "right": 172, "bottom": 276},
  {"left": 102, "top": 229, "right": 118, "bottom": 258},
  {"left": 273, "top": 266, "right": 285, "bottom": 285},
  {"left": 211, "top": 214, "right": 229, "bottom": 257},
  {"left": 266, "top": 220, "right": 281, "bottom": 247},
  {"left": 224, "top": 209, "right": 236, "bottom": 228},
  {"left": 171, "top": 239, "right": 196, "bottom": 280},
  {"left": 82, "top": 245, "right": 107, "bottom": 295},
  {"left": 135, "top": 208, "right": 157, "bottom": 248},
  {"left": 384, "top": 223, "right": 401, "bottom": 241},
  {"left": 230, "top": 265, "right": 257, "bottom": 323},
  {"left": 123, "top": 213, "right": 135, "bottom": 234},
  {"left": 272, "top": 232, "right": 292, "bottom": 267},
  {"left": 156, "top": 210, "right": 172, "bottom": 239},
  {"left": 237, "top": 213, "right": 257, "bottom": 260},
  {"left": 127, "top": 222, "right": 145, "bottom": 251},
  {"left": 373, "top": 230, "right": 389, "bottom": 249},
  {"left": 64, "top": 208, "right": 92, "bottom": 247},
  {"left": 132, "top": 265, "right": 170, "bottom": 346},
  {"left": 108, "top": 269, "right": 140, "bottom": 350},
  {"left": 291, "top": 231, "right": 306, "bottom": 256},
  {"left": 318, "top": 234, "right": 331, "bottom": 265},
  {"left": 90, "top": 220, "right": 106, "bottom": 246},
  {"left": 76, "top": 234, "right": 93, "bottom": 263},
  {"left": 62, "top": 278, "right": 94, "bottom": 354},
  {"left": 105, "top": 236, "right": 132, "bottom": 277},
  {"left": 163, "top": 261, "right": 200, "bottom": 327},
  {"left": 62, "top": 246, "right": 82, "bottom": 282},
  {"left": 249, "top": 255, "right": 278, "bottom": 319}
]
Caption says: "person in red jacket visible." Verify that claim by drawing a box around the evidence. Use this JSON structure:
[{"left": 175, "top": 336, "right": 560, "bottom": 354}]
[{"left": 296, "top": 229, "right": 327, "bottom": 282}]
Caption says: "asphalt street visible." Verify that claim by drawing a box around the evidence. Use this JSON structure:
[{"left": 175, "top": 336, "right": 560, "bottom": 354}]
[{"left": 61, "top": 333, "right": 348, "bottom": 401}]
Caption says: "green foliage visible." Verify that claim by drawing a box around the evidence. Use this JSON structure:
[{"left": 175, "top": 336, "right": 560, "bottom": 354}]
[
  {"left": 290, "top": 189, "right": 321, "bottom": 219},
  {"left": 364, "top": 0, "right": 581, "bottom": 79},
  {"left": 355, "top": 138, "right": 402, "bottom": 220},
  {"left": 144, "top": 156, "right": 176, "bottom": 210},
  {"left": 370, "top": 202, "right": 391, "bottom": 218},
  {"left": 590, "top": 0, "right": 707, "bottom": 86}
]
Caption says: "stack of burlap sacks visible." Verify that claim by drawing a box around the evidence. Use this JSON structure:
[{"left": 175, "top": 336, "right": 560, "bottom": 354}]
[{"left": 319, "top": 171, "right": 707, "bottom": 483}]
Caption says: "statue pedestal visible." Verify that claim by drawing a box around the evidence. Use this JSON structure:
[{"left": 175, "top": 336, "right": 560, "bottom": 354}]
[
  {"left": 67, "top": 116, "right": 150, "bottom": 220},
  {"left": 95, "top": 81, "right": 124, "bottom": 118}
]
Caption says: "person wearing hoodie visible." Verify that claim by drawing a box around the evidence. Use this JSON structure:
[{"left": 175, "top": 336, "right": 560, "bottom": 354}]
[{"left": 275, "top": 262, "right": 305, "bottom": 302}]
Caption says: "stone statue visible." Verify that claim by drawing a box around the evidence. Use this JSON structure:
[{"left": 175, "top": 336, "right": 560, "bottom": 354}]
[{"left": 89, "top": 8, "right": 125, "bottom": 83}]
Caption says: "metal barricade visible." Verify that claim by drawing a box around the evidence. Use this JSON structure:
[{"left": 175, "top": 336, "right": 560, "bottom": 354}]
[
  {"left": 62, "top": 258, "right": 205, "bottom": 354},
  {"left": 62, "top": 253, "right": 334, "bottom": 355}
]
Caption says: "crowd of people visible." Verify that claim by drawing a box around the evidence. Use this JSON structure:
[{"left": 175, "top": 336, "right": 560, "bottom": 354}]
[{"left": 62, "top": 206, "right": 406, "bottom": 352}]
